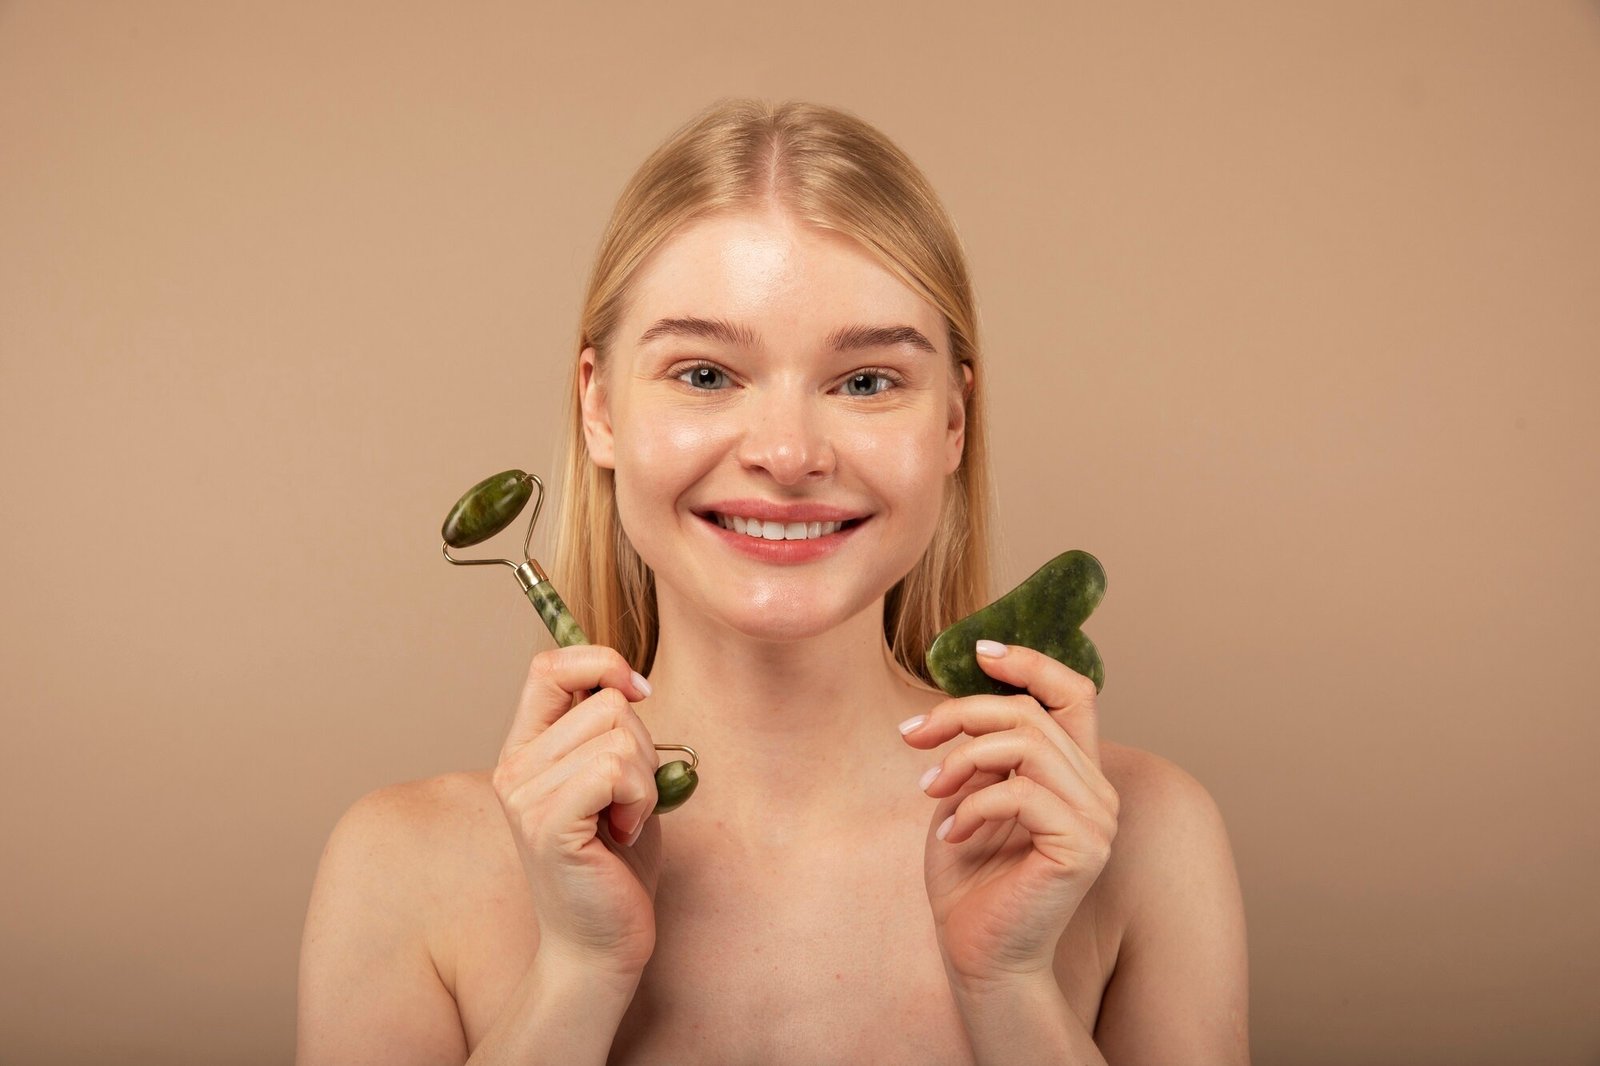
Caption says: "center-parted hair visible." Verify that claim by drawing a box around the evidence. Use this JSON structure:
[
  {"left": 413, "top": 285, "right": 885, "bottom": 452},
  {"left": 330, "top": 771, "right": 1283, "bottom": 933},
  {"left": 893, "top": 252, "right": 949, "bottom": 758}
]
[{"left": 550, "top": 97, "right": 993, "bottom": 684}]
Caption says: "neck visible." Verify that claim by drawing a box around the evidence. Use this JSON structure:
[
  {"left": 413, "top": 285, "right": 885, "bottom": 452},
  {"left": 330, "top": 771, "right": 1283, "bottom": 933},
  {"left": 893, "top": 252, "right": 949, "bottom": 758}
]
[{"left": 637, "top": 586, "right": 942, "bottom": 839}]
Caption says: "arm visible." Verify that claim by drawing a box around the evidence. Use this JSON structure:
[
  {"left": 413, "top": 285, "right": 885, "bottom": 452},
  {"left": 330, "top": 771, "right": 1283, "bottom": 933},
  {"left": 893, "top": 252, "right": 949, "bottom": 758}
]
[
  {"left": 1092, "top": 753, "right": 1251, "bottom": 1065},
  {"left": 295, "top": 782, "right": 639, "bottom": 1065},
  {"left": 295, "top": 784, "right": 469, "bottom": 1065},
  {"left": 950, "top": 973, "right": 1108, "bottom": 1065},
  {"left": 464, "top": 947, "right": 640, "bottom": 1065}
]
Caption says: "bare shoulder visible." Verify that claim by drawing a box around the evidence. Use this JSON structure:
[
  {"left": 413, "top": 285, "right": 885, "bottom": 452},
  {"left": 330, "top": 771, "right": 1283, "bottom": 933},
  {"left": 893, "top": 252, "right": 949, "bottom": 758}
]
[
  {"left": 1100, "top": 738, "right": 1224, "bottom": 833},
  {"left": 297, "top": 770, "right": 505, "bottom": 1064},
  {"left": 307, "top": 770, "right": 509, "bottom": 980},
  {"left": 1097, "top": 738, "right": 1237, "bottom": 918},
  {"left": 1091, "top": 740, "right": 1251, "bottom": 1064},
  {"left": 368, "top": 768, "right": 501, "bottom": 831},
  {"left": 330, "top": 769, "right": 502, "bottom": 873}
]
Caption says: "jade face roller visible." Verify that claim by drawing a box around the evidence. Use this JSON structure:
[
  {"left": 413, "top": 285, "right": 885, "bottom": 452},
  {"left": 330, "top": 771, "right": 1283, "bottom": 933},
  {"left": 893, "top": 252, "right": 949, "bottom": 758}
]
[{"left": 440, "top": 469, "right": 699, "bottom": 814}]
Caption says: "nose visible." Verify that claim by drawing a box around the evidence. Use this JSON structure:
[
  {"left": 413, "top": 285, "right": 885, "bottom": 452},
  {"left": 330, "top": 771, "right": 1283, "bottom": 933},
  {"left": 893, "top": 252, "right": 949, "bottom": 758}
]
[{"left": 735, "top": 388, "right": 835, "bottom": 485}]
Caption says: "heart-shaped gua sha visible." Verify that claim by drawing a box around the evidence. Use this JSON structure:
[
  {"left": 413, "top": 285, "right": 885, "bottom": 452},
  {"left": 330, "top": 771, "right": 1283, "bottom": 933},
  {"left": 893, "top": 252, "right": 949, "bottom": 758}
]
[{"left": 925, "top": 549, "right": 1106, "bottom": 697}]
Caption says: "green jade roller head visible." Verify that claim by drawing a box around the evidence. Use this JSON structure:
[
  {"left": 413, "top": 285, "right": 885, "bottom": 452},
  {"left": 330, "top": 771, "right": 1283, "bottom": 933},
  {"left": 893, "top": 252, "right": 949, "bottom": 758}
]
[{"left": 440, "top": 469, "right": 699, "bottom": 815}]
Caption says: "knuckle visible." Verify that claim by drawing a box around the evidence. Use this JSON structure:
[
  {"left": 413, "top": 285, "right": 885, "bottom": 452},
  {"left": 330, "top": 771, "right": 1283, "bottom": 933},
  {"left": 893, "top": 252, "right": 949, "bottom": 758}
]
[
  {"left": 1082, "top": 813, "right": 1113, "bottom": 851},
  {"left": 528, "top": 649, "right": 560, "bottom": 681},
  {"left": 632, "top": 759, "right": 660, "bottom": 805},
  {"left": 1017, "top": 723, "right": 1049, "bottom": 748},
  {"left": 596, "top": 749, "right": 627, "bottom": 779},
  {"left": 490, "top": 759, "right": 512, "bottom": 797},
  {"left": 1011, "top": 775, "right": 1042, "bottom": 802},
  {"left": 490, "top": 755, "right": 524, "bottom": 802},
  {"left": 1007, "top": 693, "right": 1036, "bottom": 716}
]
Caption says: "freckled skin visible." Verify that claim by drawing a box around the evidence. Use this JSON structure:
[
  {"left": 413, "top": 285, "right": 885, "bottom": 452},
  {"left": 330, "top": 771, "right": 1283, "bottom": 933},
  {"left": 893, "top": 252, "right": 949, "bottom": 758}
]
[{"left": 580, "top": 205, "right": 968, "bottom": 644}]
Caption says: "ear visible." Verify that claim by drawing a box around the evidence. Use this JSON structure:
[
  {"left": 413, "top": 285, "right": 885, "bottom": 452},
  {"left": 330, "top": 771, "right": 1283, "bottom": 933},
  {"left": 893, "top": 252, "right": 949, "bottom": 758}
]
[
  {"left": 579, "top": 346, "right": 617, "bottom": 470},
  {"left": 945, "top": 361, "right": 972, "bottom": 474}
]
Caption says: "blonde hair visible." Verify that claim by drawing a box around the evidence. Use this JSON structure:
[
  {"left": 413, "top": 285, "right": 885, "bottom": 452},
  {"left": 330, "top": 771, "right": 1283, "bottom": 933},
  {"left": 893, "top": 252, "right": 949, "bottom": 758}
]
[{"left": 550, "top": 98, "right": 992, "bottom": 684}]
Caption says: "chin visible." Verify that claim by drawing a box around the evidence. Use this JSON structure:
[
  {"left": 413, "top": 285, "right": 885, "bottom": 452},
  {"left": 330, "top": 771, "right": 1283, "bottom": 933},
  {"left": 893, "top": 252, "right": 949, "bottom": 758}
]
[{"left": 701, "top": 583, "right": 885, "bottom": 644}]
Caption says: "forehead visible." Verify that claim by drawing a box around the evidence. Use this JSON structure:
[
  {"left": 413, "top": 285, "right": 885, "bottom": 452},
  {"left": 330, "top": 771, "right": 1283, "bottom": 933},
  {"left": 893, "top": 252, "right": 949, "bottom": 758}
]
[{"left": 622, "top": 209, "right": 945, "bottom": 349}]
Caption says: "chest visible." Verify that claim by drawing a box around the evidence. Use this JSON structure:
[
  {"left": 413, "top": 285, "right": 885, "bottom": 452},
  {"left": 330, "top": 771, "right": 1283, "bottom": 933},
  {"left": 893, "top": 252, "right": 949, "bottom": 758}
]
[{"left": 444, "top": 821, "right": 1116, "bottom": 1065}]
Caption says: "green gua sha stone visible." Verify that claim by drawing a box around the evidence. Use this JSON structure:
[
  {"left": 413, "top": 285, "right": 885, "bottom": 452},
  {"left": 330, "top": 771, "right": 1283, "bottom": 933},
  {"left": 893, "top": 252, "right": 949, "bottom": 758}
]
[
  {"left": 441, "top": 469, "right": 533, "bottom": 548},
  {"left": 926, "top": 549, "right": 1107, "bottom": 697}
]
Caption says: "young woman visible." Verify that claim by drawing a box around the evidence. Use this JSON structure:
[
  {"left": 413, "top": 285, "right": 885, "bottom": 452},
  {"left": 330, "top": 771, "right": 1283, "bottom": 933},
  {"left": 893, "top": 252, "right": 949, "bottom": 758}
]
[{"left": 297, "top": 99, "right": 1250, "bottom": 1065}]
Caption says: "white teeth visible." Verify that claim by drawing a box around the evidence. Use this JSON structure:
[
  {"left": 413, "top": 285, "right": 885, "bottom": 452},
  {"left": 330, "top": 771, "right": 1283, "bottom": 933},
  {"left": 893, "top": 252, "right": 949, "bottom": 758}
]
[{"left": 713, "top": 513, "right": 848, "bottom": 540}]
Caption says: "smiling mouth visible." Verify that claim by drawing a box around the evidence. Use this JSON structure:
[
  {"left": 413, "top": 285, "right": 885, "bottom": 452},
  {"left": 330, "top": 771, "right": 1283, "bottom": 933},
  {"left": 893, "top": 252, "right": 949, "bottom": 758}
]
[{"left": 696, "top": 512, "right": 868, "bottom": 541}]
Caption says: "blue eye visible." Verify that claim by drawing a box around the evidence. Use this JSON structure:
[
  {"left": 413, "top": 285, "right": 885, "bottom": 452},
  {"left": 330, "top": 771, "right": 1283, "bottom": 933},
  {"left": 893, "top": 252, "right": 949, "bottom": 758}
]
[
  {"left": 842, "top": 372, "right": 894, "bottom": 397},
  {"left": 677, "top": 364, "right": 729, "bottom": 390}
]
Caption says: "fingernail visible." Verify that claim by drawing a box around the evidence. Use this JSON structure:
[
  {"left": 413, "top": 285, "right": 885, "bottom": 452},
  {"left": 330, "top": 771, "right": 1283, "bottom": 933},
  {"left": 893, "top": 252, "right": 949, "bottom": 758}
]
[
  {"left": 630, "top": 671, "right": 653, "bottom": 698},
  {"left": 918, "top": 765, "right": 942, "bottom": 791},
  {"left": 936, "top": 814, "right": 955, "bottom": 841},
  {"left": 898, "top": 714, "right": 928, "bottom": 735},
  {"left": 624, "top": 820, "right": 644, "bottom": 847},
  {"left": 614, "top": 813, "right": 640, "bottom": 845},
  {"left": 975, "top": 639, "right": 1006, "bottom": 657}
]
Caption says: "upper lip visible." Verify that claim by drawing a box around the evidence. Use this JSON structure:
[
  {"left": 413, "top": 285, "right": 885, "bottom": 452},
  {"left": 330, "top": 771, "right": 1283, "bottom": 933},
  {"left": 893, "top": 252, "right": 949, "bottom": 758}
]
[{"left": 697, "top": 499, "right": 869, "bottom": 523}]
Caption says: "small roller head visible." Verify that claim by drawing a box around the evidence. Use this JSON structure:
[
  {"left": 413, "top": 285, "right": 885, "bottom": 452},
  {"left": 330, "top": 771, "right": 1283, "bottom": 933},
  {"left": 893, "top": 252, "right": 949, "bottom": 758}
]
[{"left": 441, "top": 469, "right": 534, "bottom": 548}]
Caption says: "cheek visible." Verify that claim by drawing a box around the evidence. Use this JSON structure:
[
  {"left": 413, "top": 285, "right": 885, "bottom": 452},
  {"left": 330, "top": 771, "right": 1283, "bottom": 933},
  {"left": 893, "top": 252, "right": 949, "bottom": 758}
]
[
  {"left": 623, "top": 416, "right": 715, "bottom": 473},
  {"left": 612, "top": 411, "right": 731, "bottom": 514},
  {"left": 842, "top": 416, "right": 950, "bottom": 513}
]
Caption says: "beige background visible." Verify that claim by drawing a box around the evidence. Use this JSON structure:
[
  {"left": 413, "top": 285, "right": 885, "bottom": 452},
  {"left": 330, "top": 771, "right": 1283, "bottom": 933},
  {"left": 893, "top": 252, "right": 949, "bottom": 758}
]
[{"left": 2, "top": 2, "right": 1597, "bottom": 1063}]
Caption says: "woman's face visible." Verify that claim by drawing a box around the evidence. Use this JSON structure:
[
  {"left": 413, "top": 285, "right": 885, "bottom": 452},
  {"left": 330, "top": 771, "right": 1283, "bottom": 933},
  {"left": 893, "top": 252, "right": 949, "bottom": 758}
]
[{"left": 581, "top": 206, "right": 970, "bottom": 642}]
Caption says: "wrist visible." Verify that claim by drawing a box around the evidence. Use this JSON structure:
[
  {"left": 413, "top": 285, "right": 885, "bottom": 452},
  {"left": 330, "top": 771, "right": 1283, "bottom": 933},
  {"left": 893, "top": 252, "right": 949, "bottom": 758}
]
[
  {"left": 945, "top": 968, "right": 1105, "bottom": 1066},
  {"left": 465, "top": 945, "right": 641, "bottom": 1064},
  {"left": 536, "top": 939, "right": 648, "bottom": 993},
  {"left": 946, "top": 963, "right": 1058, "bottom": 1007}
]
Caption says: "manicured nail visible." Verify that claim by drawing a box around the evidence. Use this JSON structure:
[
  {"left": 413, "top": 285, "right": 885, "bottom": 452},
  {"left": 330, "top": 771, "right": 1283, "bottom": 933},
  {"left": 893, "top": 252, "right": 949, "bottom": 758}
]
[
  {"left": 936, "top": 814, "right": 956, "bottom": 841},
  {"left": 898, "top": 714, "right": 928, "bottom": 735},
  {"left": 630, "top": 671, "right": 653, "bottom": 698},
  {"left": 918, "top": 765, "right": 942, "bottom": 791},
  {"left": 975, "top": 639, "right": 1006, "bottom": 657}
]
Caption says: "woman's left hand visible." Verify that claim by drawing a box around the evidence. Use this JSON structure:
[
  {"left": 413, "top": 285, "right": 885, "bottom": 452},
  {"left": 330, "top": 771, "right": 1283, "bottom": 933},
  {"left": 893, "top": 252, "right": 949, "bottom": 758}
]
[{"left": 900, "top": 640, "right": 1118, "bottom": 989}]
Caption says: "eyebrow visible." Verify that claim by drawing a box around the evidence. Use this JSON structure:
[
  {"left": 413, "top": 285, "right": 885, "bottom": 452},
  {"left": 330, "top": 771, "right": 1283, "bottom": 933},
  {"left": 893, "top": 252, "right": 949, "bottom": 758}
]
[{"left": 636, "top": 316, "right": 939, "bottom": 356}]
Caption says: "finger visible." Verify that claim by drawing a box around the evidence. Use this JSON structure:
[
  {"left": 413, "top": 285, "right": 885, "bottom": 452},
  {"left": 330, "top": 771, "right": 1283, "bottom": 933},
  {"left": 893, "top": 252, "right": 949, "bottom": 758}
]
[
  {"left": 973, "top": 641, "right": 1101, "bottom": 766},
  {"left": 524, "top": 688, "right": 655, "bottom": 780},
  {"left": 923, "top": 728, "right": 1103, "bottom": 817},
  {"left": 940, "top": 776, "right": 1113, "bottom": 861},
  {"left": 902, "top": 693, "right": 1098, "bottom": 785},
  {"left": 925, "top": 765, "right": 1004, "bottom": 847},
  {"left": 502, "top": 645, "right": 650, "bottom": 759},
  {"left": 535, "top": 721, "right": 652, "bottom": 797},
  {"left": 536, "top": 748, "right": 659, "bottom": 856}
]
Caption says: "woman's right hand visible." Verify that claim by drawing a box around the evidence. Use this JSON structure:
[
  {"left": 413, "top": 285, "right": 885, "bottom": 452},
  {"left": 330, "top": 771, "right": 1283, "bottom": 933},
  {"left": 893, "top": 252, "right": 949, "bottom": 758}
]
[{"left": 491, "top": 644, "right": 662, "bottom": 981}]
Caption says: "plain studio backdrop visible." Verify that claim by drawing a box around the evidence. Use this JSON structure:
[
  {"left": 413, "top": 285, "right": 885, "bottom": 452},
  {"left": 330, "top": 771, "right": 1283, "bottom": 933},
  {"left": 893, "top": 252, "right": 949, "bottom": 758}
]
[{"left": 2, "top": 3, "right": 1597, "bottom": 1064}]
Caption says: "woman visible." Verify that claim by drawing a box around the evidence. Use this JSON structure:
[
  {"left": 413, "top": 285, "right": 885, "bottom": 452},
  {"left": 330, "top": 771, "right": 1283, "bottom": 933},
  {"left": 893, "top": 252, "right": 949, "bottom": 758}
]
[{"left": 297, "top": 98, "right": 1249, "bottom": 1064}]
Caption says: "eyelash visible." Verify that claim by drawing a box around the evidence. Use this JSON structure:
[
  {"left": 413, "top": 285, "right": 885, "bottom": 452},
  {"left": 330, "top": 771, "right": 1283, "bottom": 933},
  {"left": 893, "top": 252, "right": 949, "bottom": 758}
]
[{"left": 671, "top": 361, "right": 906, "bottom": 397}]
